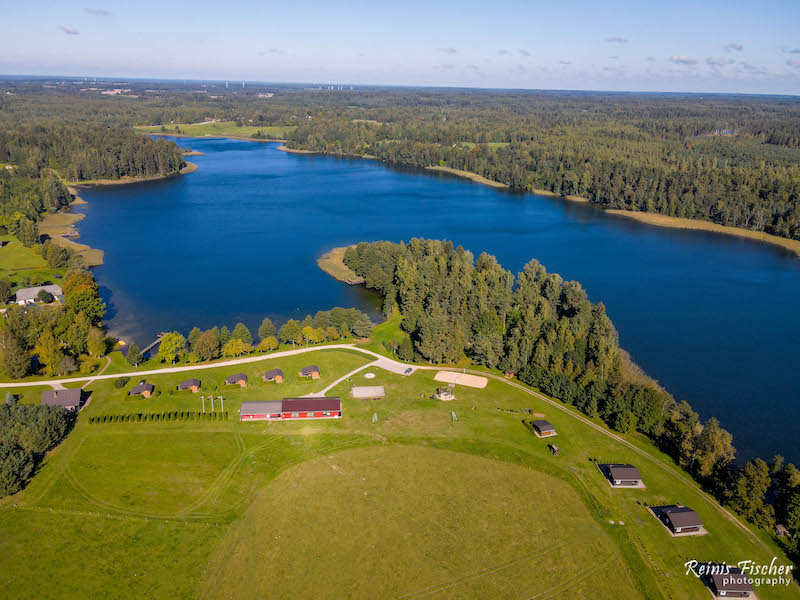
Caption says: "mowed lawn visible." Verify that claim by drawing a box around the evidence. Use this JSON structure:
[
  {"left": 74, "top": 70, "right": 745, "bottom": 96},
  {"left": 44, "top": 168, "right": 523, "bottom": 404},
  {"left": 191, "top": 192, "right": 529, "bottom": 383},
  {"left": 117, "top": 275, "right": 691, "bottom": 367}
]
[
  {"left": 0, "top": 349, "right": 797, "bottom": 600},
  {"left": 201, "top": 446, "right": 642, "bottom": 600}
]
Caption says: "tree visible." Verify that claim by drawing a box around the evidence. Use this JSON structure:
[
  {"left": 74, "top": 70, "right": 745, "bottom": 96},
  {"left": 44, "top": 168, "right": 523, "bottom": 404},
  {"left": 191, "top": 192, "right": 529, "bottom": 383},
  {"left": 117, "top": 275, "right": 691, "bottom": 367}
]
[
  {"left": 729, "top": 458, "right": 775, "bottom": 528},
  {"left": 86, "top": 326, "right": 106, "bottom": 357},
  {"left": 0, "top": 278, "right": 11, "bottom": 304},
  {"left": 278, "top": 319, "right": 301, "bottom": 347},
  {"left": 16, "top": 217, "right": 39, "bottom": 247},
  {"left": 37, "top": 289, "right": 54, "bottom": 303},
  {"left": 188, "top": 327, "right": 202, "bottom": 350},
  {"left": 352, "top": 314, "right": 373, "bottom": 338},
  {"left": 258, "top": 317, "right": 276, "bottom": 341},
  {"left": 302, "top": 326, "right": 325, "bottom": 345},
  {"left": 35, "top": 331, "right": 64, "bottom": 376},
  {"left": 325, "top": 326, "right": 340, "bottom": 341},
  {"left": 194, "top": 330, "right": 221, "bottom": 361},
  {"left": 157, "top": 331, "right": 186, "bottom": 364},
  {"left": 219, "top": 326, "right": 231, "bottom": 346},
  {"left": 125, "top": 342, "right": 143, "bottom": 366},
  {"left": 398, "top": 336, "right": 414, "bottom": 362},
  {"left": 0, "top": 445, "right": 35, "bottom": 497},
  {"left": 257, "top": 336, "right": 278, "bottom": 352},
  {"left": 784, "top": 492, "right": 800, "bottom": 537},
  {"left": 222, "top": 338, "right": 249, "bottom": 357},
  {"left": 693, "top": 418, "right": 735, "bottom": 478},
  {"left": 0, "top": 331, "right": 29, "bottom": 379},
  {"left": 65, "top": 312, "right": 90, "bottom": 355},
  {"left": 231, "top": 322, "right": 253, "bottom": 346}
]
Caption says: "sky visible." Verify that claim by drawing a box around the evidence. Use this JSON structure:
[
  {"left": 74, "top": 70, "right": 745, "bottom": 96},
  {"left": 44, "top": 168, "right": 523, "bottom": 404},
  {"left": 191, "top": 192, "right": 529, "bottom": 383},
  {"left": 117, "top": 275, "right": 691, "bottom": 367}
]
[{"left": 2, "top": 0, "right": 800, "bottom": 94}]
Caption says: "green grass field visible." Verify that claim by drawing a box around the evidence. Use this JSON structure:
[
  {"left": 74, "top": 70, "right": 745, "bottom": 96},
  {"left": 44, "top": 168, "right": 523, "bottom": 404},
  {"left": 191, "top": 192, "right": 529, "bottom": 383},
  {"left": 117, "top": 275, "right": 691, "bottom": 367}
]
[
  {"left": 1, "top": 349, "right": 796, "bottom": 599},
  {"left": 135, "top": 122, "right": 296, "bottom": 140},
  {"left": 0, "top": 233, "right": 64, "bottom": 292}
]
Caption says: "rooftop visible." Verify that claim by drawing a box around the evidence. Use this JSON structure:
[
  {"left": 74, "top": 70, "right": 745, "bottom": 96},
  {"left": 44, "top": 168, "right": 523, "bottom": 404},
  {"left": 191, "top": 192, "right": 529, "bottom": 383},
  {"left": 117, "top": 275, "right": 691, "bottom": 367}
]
[{"left": 15, "top": 284, "right": 64, "bottom": 302}]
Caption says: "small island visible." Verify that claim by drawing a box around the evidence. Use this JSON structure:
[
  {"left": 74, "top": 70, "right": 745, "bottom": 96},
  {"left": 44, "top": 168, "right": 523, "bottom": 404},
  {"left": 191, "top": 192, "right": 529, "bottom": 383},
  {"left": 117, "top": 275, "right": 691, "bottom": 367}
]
[{"left": 316, "top": 246, "right": 365, "bottom": 284}]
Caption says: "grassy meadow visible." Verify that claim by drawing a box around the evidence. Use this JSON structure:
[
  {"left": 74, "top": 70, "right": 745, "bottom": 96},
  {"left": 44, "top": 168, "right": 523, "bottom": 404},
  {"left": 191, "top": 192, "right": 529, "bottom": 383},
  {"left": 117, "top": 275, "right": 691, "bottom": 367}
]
[
  {"left": 0, "top": 348, "right": 797, "bottom": 599},
  {"left": 135, "top": 122, "right": 296, "bottom": 141}
]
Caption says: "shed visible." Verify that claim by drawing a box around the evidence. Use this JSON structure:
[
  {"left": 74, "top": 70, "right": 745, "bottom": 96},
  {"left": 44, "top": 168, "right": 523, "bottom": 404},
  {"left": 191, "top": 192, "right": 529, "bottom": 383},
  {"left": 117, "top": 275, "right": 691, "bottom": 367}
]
[
  {"left": 262, "top": 368, "right": 284, "bottom": 383},
  {"left": 177, "top": 378, "right": 201, "bottom": 392},
  {"left": 129, "top": 381, "right": 155, "bottom": 398},
  {"left": 15, "top": 284, "right": 64, "bottom": 306},
  {"left": 532, "top": 419, "right": 556, "bottom": 437},
  {"left": 225, "top": 373, "right": 248, "bottom": 387},
  {"left": 710, "top": 567, "right": 754, "bottom": 598},
  {"left": 659, "top": 506, "right": 703, "bottom": 534},
  {"left": 299, "top": 365, "right": 320, "bottom": 379},
  {"left": 607, "top": 464, "right": 643, "bottom": 487},
  {"left": 41, "top": 388, "right": 82, "bottom": 411},
  {"left": 281, "top": 397, "right": 341, "bottom": 419},
  {"left": 240, "top": 400, "right": 283, "bottom": 421}
]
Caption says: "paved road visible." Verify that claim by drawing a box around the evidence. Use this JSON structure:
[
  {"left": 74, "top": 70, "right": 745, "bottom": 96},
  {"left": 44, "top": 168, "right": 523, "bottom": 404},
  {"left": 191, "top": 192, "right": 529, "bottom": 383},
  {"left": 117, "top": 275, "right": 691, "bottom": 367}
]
[
  {"left": 0, "top": 342, "right": 768, "bottom": 550},
  {"left": 0, "top": 344, "right": 415, "bottom": 389}
]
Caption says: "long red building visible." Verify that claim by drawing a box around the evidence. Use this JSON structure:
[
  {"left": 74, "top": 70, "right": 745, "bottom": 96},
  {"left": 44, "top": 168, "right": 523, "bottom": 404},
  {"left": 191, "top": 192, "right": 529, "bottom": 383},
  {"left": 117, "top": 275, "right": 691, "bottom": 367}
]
[{"left": 240, "top": 397, "right": 342, "bottom": 421}]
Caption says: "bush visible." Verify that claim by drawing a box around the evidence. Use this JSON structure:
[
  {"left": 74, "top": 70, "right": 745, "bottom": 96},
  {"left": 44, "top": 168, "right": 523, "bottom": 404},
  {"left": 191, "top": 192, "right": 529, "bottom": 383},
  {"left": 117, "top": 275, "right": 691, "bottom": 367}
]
[{"left": 113, "top": 376, "right": 131, "bottom": 389}]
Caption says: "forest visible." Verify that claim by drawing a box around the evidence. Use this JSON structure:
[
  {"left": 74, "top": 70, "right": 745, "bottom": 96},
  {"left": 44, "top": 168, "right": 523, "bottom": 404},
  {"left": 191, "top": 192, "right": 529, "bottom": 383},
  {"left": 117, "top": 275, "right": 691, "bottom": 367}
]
[{"left": 343, "top": 239, "right": 800, "bottom": 550}]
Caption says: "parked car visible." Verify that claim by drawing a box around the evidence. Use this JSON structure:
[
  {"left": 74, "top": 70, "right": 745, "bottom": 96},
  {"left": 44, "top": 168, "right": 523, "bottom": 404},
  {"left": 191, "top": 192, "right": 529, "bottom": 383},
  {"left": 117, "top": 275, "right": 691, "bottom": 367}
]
[{"left": 404, "top": 368, "right": 413, "bottom": 375}]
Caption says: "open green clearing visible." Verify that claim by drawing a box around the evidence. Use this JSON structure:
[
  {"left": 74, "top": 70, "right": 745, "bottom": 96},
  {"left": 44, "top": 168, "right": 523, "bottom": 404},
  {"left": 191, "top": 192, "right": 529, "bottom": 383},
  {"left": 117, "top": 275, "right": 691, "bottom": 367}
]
[
  {"left": 135, "top": 122, "right": 296, "bottom": 140},
  {"left": 0, "top": 348, "right": 796, "bottom": 599}
]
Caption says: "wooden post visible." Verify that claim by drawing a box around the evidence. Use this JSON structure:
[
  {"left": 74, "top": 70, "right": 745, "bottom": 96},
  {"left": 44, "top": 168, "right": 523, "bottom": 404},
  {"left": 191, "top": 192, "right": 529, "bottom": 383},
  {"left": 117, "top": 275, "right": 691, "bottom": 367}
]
[
  {"left": 201, "top": 396, "right": 205, "bottom": 413},
  {"left": 211, "top": 396, "right": 214, "bottom": 412}
]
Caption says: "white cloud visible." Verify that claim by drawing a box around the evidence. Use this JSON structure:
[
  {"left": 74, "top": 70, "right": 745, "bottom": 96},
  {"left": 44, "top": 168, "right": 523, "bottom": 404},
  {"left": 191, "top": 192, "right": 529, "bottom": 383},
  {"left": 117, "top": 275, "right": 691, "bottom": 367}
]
[
  {"left": 605, "top": 36, "right": 628, "bottom": 43},
  {"left": 669, "top": 55, "right": 697, "bottom": 65},
  {"left": 60, "top": 26, "right": 80, "bottom": 35},
  {"left": 559, "top": 60, "right": 571, "bottom": 65},
  {"left": 85, "top": 8, "right": 112, "bottom": 16},
  {"left": 437, "top": 47, "right": 457, "bottom": 54},
  {"left": 706, "top": 57, "right": 734, "bottom": 66},
  {"left": 724, "top": 42, "right": 743, "bottom": 52},
  {"left": 518, "top": 49, "right": 531, "bottom": 57},
  {"left": 787, "top": 59, "right": 800, "bottom": 69}
]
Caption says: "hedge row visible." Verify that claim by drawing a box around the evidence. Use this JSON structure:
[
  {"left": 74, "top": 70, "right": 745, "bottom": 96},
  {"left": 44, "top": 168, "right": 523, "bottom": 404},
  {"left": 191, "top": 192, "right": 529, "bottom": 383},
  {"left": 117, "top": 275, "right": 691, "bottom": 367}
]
[{"left": 88, "top": 411, "right": 229, "bottom": 424}]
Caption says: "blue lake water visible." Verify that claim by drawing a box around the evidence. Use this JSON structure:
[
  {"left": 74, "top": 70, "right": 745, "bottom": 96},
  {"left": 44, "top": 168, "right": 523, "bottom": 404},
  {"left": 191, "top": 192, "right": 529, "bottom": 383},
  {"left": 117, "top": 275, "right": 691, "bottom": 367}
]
[{"left": 76, "top": 138, "right": 800, "bottom": 462}]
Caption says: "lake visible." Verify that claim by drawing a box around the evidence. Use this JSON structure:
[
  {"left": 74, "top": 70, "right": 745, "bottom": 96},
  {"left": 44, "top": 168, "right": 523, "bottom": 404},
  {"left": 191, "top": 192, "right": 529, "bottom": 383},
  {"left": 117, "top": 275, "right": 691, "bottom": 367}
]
[{"left": 76, "top": 138, "right": 800, "bottom": 462}]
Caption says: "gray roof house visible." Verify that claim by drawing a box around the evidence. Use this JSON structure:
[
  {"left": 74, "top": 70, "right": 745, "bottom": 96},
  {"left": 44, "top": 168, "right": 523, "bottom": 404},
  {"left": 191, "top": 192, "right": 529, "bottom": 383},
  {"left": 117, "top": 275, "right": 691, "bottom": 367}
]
[
  {"left": 177, "top": 378, "right": 201, "bottom": 392},
  {"left": 710, "top": 567, "right": 754, "bottom": 598},
  {"left": 41, "top": 388, "right": 82, "bottom": 411},
  {"left": 225, "top": 373, "right": 248, "bottom": 386},
  {"left": 658, "top": 506, "right": 704, "bottom": 534},
  {"left": 15, "top": 284, "right": 64, "bottom": 305},
  {"left": 606, "top": 464, "right": 643, "bottom": 487}
]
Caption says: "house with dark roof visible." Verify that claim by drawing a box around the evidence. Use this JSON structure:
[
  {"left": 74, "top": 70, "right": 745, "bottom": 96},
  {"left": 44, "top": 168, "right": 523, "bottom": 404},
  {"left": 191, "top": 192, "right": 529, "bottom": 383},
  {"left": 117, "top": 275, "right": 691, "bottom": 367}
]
[
  {"left": 129, "top": 381, "right": 155, "bottom": 398},
  {"left": 532, "top": 419, "right": 557, "bottom": 437},
  {"left": 240, "top": 401, "right": 284, "bottom": 421},
  {"left": 41, "top": 388, "right": 83, "bottom": 411},
  {"left": 710, "top": 567, "right": 754, "bottom": 598},
  {"left": 605, "top": 464, "right": 644, "bottom": 488},
  {"left": 655, "top": 505, "right": 704, "bottom": 535},
  {"left": 225, "top": 373, "right": 248, "bottom": 387},
  {"left": 177, "top": 378, "right": 201, "bottom": 392},
  {"left": 262, "top": 368, "right": 284, "bottom": 383},
  {"left": 281, "top": 397, "right": 341, "bottom": 419},
  {"left": 299, "top": 365, "right": 320, "bottom": 379}
]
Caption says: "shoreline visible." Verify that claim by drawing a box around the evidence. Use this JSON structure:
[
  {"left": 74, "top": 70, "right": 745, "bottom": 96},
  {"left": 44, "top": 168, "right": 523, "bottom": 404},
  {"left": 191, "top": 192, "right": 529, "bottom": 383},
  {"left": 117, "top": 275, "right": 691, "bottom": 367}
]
[
  {"left": 605, "top": 209, "right": 800, "bottom": 258},
  {"left": 277, "top": 145, "right": 377, "bottom": 159},
  {"left": 425, "top": 166, "right": 508, "bottom": 189},
  {"left": 145, "top": 131, "right": 287, "bottom": 143},
  {"left": 72, "top": 161, "right": 197, "bottom": 187},
  {"left": 316, "top": 246, "right": 365, "bottom": 284}
]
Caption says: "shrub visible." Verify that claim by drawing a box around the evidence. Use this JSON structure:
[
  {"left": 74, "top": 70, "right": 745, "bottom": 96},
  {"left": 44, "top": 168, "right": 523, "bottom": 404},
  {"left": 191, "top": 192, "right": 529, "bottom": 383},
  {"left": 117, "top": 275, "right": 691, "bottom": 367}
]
[{"left": 114, "top": 376, "right": 131, "bottom": 389}]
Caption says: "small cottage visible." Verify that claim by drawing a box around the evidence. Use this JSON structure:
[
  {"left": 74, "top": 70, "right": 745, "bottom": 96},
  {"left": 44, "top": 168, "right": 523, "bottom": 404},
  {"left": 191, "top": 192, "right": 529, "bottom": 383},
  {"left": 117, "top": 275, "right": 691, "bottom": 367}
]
[
  {"left": 299, "top": 365, "right": 320, "bottom": 379},
  {"left": 606, "top": 464, "right": 643, "bottom": 487},
  {"left": 532, "top": 419, "right": 556, "bottom": 437},
  {"left": 262, "top": 368, "right": 284, "bottom": 383},
  {"left": 129, "top": 381, "right": 155, "bottom": 398},
  {"left": 177, "top": 378, "right": 201, "bottom": 393},
  {"left": 658, "top": 506, "right": 703, "bottom": 535},
  {"left": 225, "top": 373, "right": 248, "bottom": 387},
  {"left": 710, "top": 567, "right": 754, "bottom": 598},
  {"left": 15, "top": 284, "right": 64, "bottom": 306},
  {"left": 41, "top": 388, "right": 83, "bottom": 411}
]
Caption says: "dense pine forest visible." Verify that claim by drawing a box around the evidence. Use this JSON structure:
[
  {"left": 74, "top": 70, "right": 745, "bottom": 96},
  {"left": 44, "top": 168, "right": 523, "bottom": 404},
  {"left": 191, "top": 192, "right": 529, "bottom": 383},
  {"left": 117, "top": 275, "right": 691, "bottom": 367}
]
[
  {"left": 2, "top": 78, "right": 799, "bottom": 240},
  {"left": 344, "top": 239, "right": 800, "bottom": 546}
]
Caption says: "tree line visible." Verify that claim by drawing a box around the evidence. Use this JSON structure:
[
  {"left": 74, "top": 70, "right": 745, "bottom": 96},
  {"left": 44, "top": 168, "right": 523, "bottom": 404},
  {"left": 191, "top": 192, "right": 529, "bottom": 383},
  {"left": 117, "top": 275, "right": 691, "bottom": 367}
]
[
  {"left": 0, "top": 394, "right": 75, "bottom": 497},
  {"left": 128, "top": 308, "right": 374, "bottom": 367},
  {"left": 343, "top": 238, "right": 800, "bottom": 551}
]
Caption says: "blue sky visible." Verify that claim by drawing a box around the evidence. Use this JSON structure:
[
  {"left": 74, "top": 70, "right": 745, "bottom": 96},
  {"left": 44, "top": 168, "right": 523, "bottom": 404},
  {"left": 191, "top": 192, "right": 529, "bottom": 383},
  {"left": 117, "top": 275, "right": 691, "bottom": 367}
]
[{"left": 2, "top": 0, "right": 799, "bottom": 94}]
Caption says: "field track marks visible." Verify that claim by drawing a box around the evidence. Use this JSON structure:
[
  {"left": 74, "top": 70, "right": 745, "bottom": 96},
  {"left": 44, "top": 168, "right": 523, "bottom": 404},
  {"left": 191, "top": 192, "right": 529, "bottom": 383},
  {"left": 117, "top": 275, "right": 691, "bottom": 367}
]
[
  {"left": 399, "top": 538, "right": 575, "bottom": 600},
  {"left": 525, "top": 557, "right": 613, "bottom": 599}
]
